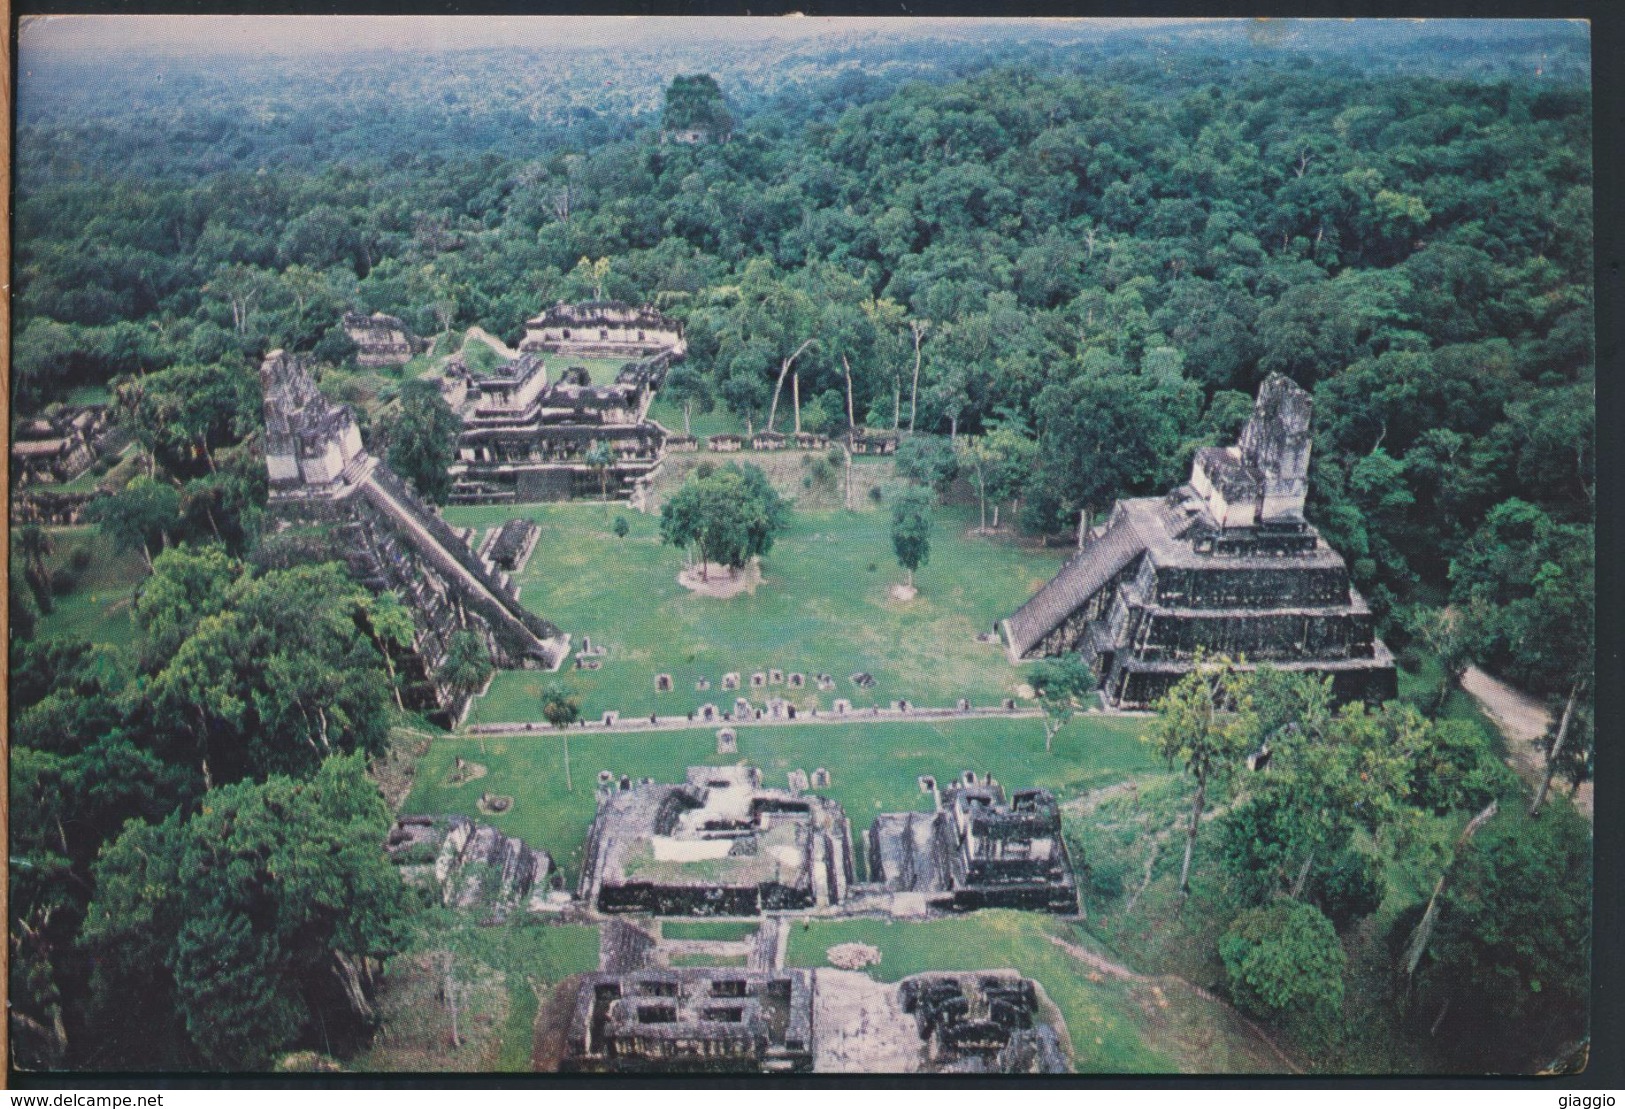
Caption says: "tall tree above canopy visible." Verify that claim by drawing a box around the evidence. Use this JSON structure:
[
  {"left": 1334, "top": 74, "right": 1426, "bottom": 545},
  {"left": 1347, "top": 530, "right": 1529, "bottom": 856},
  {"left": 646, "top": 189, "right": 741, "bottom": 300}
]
[{"left": 662, "top": 74, "right": 734, "bottom": 138}]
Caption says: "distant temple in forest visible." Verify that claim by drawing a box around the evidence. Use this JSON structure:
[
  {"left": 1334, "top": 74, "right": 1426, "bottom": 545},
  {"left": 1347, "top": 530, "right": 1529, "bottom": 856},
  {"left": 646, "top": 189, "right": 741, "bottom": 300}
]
[
  {"left": 1003, "top": 373, "right": 1396, "bottom": 708},
  {"left": 260, "top": 350, "right": 568, "bottom": 721}
]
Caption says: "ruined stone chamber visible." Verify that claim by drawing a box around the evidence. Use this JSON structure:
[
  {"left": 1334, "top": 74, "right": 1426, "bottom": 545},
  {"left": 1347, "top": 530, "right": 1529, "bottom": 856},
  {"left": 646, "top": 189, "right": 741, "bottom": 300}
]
[
  {"left": 564, "top": 968, "right": 814, "bottom": 1073},
  {"left": 442, "top": 307, "right": 685, "bottom": 503},
  {"left": 1003, "top": 373, "right": 1396, "bottom": 708},
  {"left": 869, "top": 774, "right": 1078, "bottom": 914},
  {"left": 259, "top": 351, "right": 569, "bottom": 722},
  {"left": 386, "top": 814, "right": 556, "bottom": 921},
  {"left": 342, "top": 311, "right": 428, "bottom": 367},
  {"left": 578, "top": 765, "right": 855, "bottom": 916},
  {"left": 897, "top": 973, "right": 1069, "bottom": 1073}
]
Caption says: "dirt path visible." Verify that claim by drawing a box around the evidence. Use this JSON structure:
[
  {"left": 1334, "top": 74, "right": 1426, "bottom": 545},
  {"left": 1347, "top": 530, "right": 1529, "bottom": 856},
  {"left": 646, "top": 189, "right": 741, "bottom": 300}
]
[
  {"left": 464, "top": 326, "right": 520, "bottom": 362},
  {"left": 1460, "top": 666, "right": 1591, "bottom": 818}
]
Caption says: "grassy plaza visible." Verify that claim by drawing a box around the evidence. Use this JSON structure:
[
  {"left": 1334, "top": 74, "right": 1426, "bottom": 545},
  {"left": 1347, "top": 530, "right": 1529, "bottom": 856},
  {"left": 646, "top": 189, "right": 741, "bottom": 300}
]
[{"left": 444, "top": 498, "right": 1069, "bottom": 723}]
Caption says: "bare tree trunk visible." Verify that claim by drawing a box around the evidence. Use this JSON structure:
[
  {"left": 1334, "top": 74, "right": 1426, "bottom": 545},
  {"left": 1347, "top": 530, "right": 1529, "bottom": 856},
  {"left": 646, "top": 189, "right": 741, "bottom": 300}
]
[
  {"left": 1178, "top": 774, "right": 1207, "bottom": 896},
  {"left": 793, "top": 371, "right": 802, "bottom": 435},
  {"left": 1404, "top": 800, "right": 1499, "bottom": 984},
  {"left": 1290, "top": 849, "right": 1315, "bottom": 900},
  {"left": 892, "top": 375, "right": 901, "bottom": 430},
  {"left": 908, "top": 322, "right": 926, "bottom": 433},
  {"left": 445, "top": 971, "right": 462, "bottom": 1049},
  {"left": 766, "top": 338, "right": 816, "bottom": 434},
  {"left": 333, "top": 951, "right": 377, "bottom": 1024},
  {"left": 1531, "top": 678, "right": 1584, "bottom": 817}
]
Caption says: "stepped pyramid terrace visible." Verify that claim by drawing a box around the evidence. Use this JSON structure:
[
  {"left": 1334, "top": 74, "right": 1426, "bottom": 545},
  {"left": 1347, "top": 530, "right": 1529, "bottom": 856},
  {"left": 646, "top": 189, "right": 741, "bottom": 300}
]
[
  {"left": 442, "top": 304, "right": 685, "bottom": 503},
  {"left": 260, "top": 351, "right": 569, "bottom": 721},
  {"left": 1003, "top": 373, "right": 1396, "bottom": 709}
]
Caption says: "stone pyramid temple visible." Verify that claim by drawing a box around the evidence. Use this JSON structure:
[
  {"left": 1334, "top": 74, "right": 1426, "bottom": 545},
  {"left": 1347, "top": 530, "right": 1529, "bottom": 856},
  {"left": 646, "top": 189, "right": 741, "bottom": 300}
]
[
  {"left": 1003, "top": 373, "right": 1396, "bottom": 708},
  {"left": 260, "top": 350, "right": 569, "bottom": 720}
]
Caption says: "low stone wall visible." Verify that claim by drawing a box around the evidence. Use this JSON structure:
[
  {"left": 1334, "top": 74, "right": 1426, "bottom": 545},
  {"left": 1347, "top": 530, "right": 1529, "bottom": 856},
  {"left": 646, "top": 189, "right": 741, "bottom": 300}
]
[{"left": 466, "top": 702, "right": 1042, "bottom": 737}]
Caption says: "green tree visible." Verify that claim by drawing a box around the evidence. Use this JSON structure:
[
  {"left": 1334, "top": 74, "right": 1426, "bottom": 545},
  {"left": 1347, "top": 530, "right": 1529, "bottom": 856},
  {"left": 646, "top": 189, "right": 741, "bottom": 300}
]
[
  {"left": 1220, "top": 901, "right": 1347, "bottom": 1022},
  {"left": 889, "top": 487, "right": 933, "bottom": 592},
  {"left": 1416, "top": 805, "right": 1590, "bottom": 1068},
  {"left": 661, "top": 362, "right": 713, "bottom": 437},
  {"left": 357, "top": 592, "right": 417, "bottom": 712},
  {"left": 612, "top": 515, "right": 630, "bottom": 540},
  {"left": 148, "top": 562, "right": 393, "bottom": 786},
  {"left": 659, "top": 463, "right": 790, "bottom": 580},
  {"left": 386, "top": 379, "right": 460, "bottom": 505},
  {"left": 85, "top": 476, "right": 182, "bottom": 569},
  {"left": 895, "top": 434, "right": 959, "bottom": 500},
  {"left": 439, "top": 629, "right": 493, "bottom": 716},
  {"left": 1029, "top": 653, "right": 1095, "bottom": 752},
  {"left": 133, "top": 544, "right": 244, "bottom": 672},
  {"left": 83, "top": 755, "right": 409, "bottom": 1070},
  {"left": 1147, "top": 655, "right": 1256, "bottom": 895},
  {"left": 1405, "top": 603, "right": 1490, "bottom": 715},
  {"left": 541, "top": 684, "right": 582, "bottom": 792}
]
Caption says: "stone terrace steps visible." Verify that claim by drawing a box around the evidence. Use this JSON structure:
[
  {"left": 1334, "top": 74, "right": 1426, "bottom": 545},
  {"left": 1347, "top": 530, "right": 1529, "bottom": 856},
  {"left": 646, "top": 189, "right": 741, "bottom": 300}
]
[{"left": 1003, "top": 513, "right": 1149, "bottom": 660}]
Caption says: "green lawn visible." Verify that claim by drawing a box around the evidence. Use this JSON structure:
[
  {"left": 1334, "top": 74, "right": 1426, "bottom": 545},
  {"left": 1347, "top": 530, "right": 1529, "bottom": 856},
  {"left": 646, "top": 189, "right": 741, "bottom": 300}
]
[
  {"left": 660, "top": 920, "right": 759, "bottom": 942},
  {"left": 28, "top": 526, "right": 148, "bottom": 646},
  {"left": 444, "top": 501, "right": 1067, "bottom": 722},
  {"left": 554, "top": 355, "right": 630, "bottom": 385},
  {"left": 454, "top": 922, "right": 601, "bottom": 1071},
  {"left": 401, "top": 715, "right": 1154, "bottom": 887},
  {"left": 669, "top": 953, "right": 747, "bottom": 967},
  {"left": 785, "top": 912, "right": 1174, "bottom": 1073},
  {"left": 645, "top": 396, "right": 748, "bottom": 438},
  {"left": 65, "top": 383, "right": 114, "bottom": 406}
]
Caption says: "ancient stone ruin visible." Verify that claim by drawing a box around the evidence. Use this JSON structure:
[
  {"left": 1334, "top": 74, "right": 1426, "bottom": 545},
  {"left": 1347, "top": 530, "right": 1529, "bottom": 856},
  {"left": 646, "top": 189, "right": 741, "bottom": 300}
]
[
  {"left": 385, "top": 815, "right": 556, "bottom": 921},
  {"left": 440, "top": 344, "right": 673, "bottom": 503},
  {"left": 563, "top": 968, "right": 814, "bottom": 1073},
  {"left": 10, "top": 406, "right": 109, "bottom": 489},
  {"left": 341, "top": 311, "right": 427, "bottom": 367},
  {"left": 868, "top": 772, "right": 1078, "bottom": 914},
  {"left": 577, "top": 765, "right": 854, "bottom": 915},
  {"left": 898, "top": 973, "right": 1068, "bottom": 1073},
  {"left": 480, "top": 518, "right": 541, "bottom": 574},
  {"left": 1003, "top": 373, "right": 1396, "bottom": 708},
  {"left": 259, "top": 351, "right": 569, "bottom": 722},
  {"left": 520, "top": 300, "right": 685, "bottom": 360}
]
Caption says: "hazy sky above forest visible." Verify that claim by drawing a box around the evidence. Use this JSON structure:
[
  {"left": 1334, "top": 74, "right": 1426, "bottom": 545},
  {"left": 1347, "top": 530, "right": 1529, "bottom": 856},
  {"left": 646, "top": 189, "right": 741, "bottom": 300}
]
[
  {"left": 19, "top": 15, "right": 1183, "bottom": 56},
  {"left": 20, "top": 15, "right": 1586, "bottom": 61}
]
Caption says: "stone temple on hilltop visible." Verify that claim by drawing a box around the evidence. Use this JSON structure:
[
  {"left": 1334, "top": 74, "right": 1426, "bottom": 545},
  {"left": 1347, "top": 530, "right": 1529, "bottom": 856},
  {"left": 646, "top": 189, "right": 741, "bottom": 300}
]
[
  {"left": 260, "top": 350, "right": 569, "bottom": 721},
  {"left": 1003, "top": 373, "right": 1396, "bottom": 708}
]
